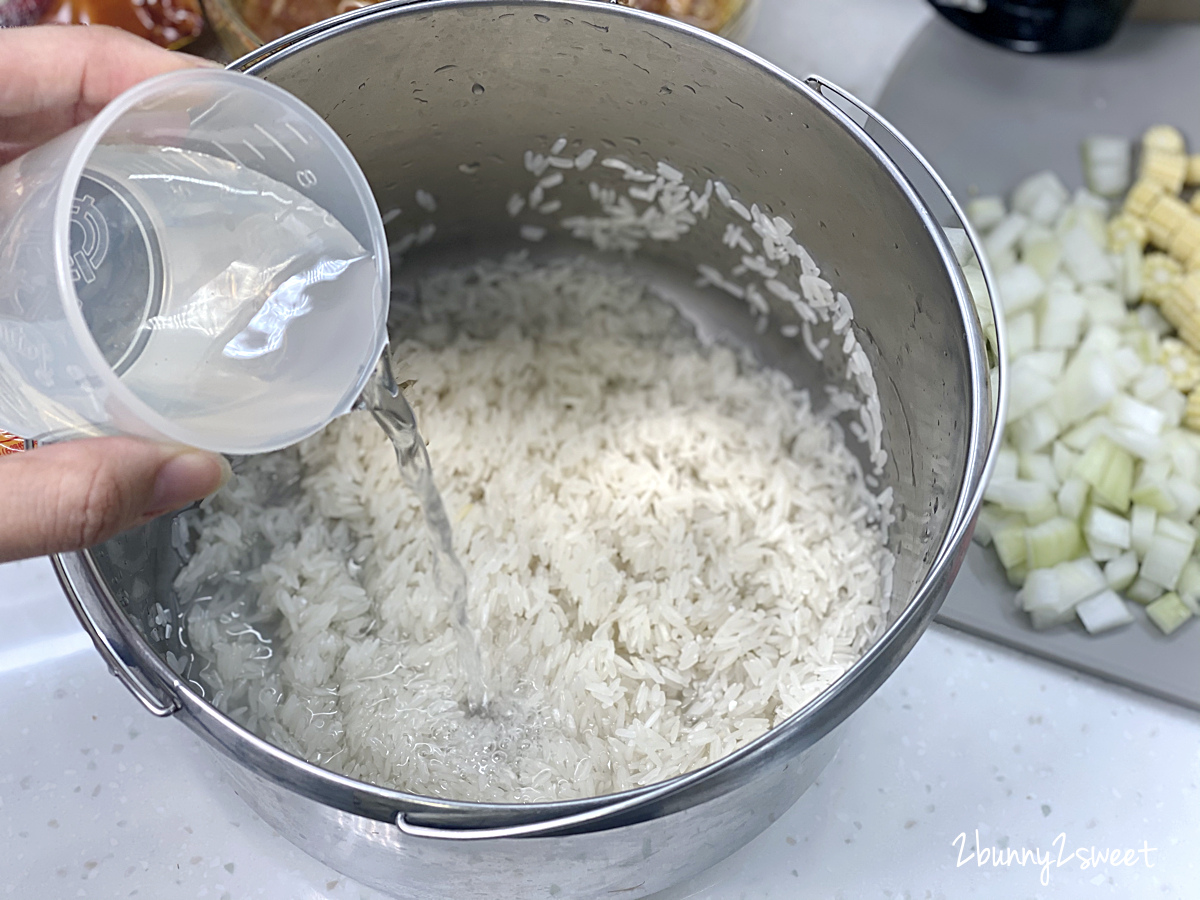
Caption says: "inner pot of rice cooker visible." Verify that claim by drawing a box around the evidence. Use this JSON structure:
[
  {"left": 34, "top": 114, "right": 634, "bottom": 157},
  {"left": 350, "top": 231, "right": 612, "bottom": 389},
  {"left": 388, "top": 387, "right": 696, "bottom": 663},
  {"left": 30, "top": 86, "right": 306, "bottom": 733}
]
[{"left": 52, "top": 2, "right": 1006, "bottom": 897}]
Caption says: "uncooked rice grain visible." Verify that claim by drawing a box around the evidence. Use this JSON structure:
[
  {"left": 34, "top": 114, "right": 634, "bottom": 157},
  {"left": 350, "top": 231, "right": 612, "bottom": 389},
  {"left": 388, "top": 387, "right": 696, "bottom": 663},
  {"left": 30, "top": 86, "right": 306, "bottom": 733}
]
[{"left": 177, "top": 254, "right": 889, "bottom": 803}]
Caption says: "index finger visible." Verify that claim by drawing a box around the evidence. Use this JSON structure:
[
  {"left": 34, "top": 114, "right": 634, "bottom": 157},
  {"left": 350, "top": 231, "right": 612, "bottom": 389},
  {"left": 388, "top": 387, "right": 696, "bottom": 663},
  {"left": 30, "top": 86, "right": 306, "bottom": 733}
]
[{"left": 0, "top": 25, "right": 217, "bottom": 162}]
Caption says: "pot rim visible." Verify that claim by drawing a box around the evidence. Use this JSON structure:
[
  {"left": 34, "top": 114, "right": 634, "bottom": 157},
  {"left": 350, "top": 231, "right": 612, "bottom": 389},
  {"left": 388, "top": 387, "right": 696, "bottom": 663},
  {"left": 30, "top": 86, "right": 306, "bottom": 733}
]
[{"left": 56, "top": 0, "right": 1001, "bottom": 837}]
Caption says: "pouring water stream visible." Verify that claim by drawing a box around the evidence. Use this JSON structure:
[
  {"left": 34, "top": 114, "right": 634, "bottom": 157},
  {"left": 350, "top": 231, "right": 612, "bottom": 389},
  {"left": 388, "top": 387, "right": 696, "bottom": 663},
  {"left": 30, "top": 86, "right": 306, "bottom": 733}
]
[{"left": 355, "top": 352, "right": 489, "bottom": 713}]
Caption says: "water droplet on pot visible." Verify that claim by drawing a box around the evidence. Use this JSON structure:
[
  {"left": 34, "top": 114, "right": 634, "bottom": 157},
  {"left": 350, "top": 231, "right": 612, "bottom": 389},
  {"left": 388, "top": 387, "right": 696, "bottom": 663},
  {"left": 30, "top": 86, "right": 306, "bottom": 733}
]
[{"left": 472, "top": 83, "right": 485, "bottom": 95}]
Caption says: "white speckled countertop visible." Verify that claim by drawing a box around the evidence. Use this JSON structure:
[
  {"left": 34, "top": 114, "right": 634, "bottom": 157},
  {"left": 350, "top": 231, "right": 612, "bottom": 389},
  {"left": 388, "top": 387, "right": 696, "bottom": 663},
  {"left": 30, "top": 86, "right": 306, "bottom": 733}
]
[{"left": 4, "top": 2, "right": 1200, "bottom": 897}]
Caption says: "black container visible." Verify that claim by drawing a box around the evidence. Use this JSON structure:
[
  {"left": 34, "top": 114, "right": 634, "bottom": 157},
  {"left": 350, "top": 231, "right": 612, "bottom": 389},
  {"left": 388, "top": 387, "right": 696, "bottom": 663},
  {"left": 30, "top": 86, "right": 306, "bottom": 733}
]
[{"left": 929, "top": 0, "right": 1134, "bottom": 53}]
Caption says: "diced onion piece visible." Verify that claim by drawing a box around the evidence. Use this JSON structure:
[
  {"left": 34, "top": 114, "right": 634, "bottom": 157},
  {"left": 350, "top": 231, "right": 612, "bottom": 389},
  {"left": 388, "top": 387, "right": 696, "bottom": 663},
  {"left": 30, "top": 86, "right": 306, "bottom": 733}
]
[
  {"left": 967, "top": 196, "right": 1006, "bottom": 231},
  {"left": 1130, "top": 504, "right": 1157, "bottom": 558},
  {"left": 974, "top": 507, "right": 1017, "bottom": 547},
  {"left": 1006, "top": 312, "right": 1037, "bottom": 359},
  {"left": 1139, "top": 531, "right": 1193, "bottom": 589},
  {"left": 1019, "top": 452, "right": 1059, "bottom": 489},
  {"left": 1075, "top": 590, "right": 1134, "bottom": 633},
  {"left": 1009, "top": 357, "right": 1059, "bottom": 420},
  {"left": 1136, "top": 302, "right": 1174, "bottom": 338},
  {"left": 1130, "top": 459, "right": 1176, "bottom": 513},
  {"left": 1133, "top": 365, "right": 1172, "bottom": 402},
  {"left": 993, "top": 446, "right": 1019, "bottom": 481},
  {"left": 1109, "top": 394, "right": 1166, "bottom": 435},
  {"left": 1061, "top": 225, "right": 1116, "bottom": 285},
  {"left": 1019, "top": 567, "right": 1062, "bottom": 613},
  {"left": 1038, "top": 287, "right": 1085, "bottom": 349},
  {"left": 1025, "top": 495, "right": 1060, "bottom": 526},
  {"left": 1167, "top": 477, "right": 1200, "bottom": 521},
  {"left": 1176, "top": 560, "right": 1200, "bottom": 613},
  {"left": 1057, "top": 559, "right": 1106, "bottom": 601},
  {"left": 1013, "top": 171, "right": 1070, "bottom": 225},
  {"left": 1012, "top": 407, "right": 1060, "bottom": 454},
  {"left": 1082, "top": 284, "right": 1126, "bottom": 328},
  {"left": 1104, "top": 551, "right": 1139, "bottom": 592},
  {"left": 984, "top": 212, "right": 1028, "bottom": 259},
  {"left": 985, "top": 478, "right": 1052, "bottom": 511},
  {"left": 1153, "top": 388, "right": 1187, "bottom": 427},
  {"left": 1165, "top": 430, "right": 1200, "bottom": 480},
  {"left": 1021, "top": 559, "right": 1105, "bottom": 629},
  {"left": 1052, "top": 442, "right": 1079, "bottom": 482},
  {"left": 1025, "top": 517, "right": 1083, "bottom": 570},
  {"left": 1127, "top": 576, "right": 1165, "bottom": 605},
  {"left": 1081, "top": 135, "right": 1132, "bottom": 198},
  {"left": 1086, "top": 536, "right": 1124, "bottom": 562},
  {"left": 997, "top": 264, "right": 1045, "bottom": 314},
  {"left": 1056, "top": 477, "right": 1089, "bottom": 521},
  {"left": 1102, "top": 423, "right": 1163, "bottom": 461},
  {"left": 1084, "top": 506, "right": 1131, "bottom": 549},
  {"left": 1073, "top": 436, "right": 1134, "bottom": 512},
  {"left": 1109, "top": 346, "right": 1144, "bottom": 387},
  {"left": 1155, "top": 516, "right": 1196, "bottom": 546},
  {"left": 1051, "top": 355, "right": 1117, "bottom": 428},
  {"left": 1023, "top": 350, "right": 1068, "bottom": 379},
  {"left": 993, "top": 523, "right": 1027, "bottom": 573},
  {"left": 1145, "top": 592, "right": 1193, "bottom": 635},
  {"left": 1061, "top": 417, "right": 1107, "bottom": 451}
]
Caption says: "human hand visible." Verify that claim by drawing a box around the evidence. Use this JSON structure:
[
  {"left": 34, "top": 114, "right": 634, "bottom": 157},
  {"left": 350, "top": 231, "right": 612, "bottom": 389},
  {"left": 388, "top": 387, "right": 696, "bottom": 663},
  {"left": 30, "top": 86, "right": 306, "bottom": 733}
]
[
  {"left": 0, "top": 25, "right": 228, "bottom": 561},
  {"left": 0, "top": 439, "right": 231, "bottom": 562},
  {"left": 0, "top": 23, "right": 218, "bottom": 166}
]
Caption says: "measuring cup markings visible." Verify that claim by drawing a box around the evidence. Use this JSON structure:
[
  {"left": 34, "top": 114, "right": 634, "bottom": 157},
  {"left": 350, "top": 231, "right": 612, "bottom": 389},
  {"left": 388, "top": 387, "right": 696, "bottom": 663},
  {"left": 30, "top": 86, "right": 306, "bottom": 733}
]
[
  {"left": 208, "top": 141, "right": 244, "bottom": 168},
  {"left": 284, "top": 122, "right": 312, "bottom": 146},
  {"left": 242, "top": 140, "right": 267, "bottom": 162},
  {"left": 253, "top": 124, "right": 297, "bottom": 164}
]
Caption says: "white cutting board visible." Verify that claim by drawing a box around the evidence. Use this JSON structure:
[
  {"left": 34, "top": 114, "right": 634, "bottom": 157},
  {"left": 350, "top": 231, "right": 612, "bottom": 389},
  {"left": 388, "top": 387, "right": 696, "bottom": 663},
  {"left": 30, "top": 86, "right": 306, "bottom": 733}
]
[{"left": 876, "top": 16, "right": 1200, "bottom": 710}]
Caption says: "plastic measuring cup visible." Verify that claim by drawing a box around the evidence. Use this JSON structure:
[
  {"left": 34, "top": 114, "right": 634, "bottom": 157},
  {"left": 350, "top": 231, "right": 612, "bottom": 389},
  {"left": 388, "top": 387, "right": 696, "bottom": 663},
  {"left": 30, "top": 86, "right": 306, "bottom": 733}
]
[{"left": 0, "top": 69, "right": 389, "bottom": 454}]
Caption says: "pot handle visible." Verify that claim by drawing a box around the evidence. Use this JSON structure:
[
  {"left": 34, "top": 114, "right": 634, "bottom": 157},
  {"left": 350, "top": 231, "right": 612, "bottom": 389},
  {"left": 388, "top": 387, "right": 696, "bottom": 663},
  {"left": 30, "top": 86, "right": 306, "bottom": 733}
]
[
  {"left": 396, "top": 777, "right": 679, "bottom": 840},
  {"left": 52, "top": 554, "right": 180, "bottom": 718},
  {"left": 804, "top": 75, "right": 1007, "bottom": 498}
]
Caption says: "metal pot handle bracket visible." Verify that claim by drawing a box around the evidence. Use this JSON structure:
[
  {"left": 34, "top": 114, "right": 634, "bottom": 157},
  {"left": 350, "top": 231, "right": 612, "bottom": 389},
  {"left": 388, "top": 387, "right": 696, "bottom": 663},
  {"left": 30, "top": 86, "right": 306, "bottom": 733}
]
[
  {"left": 805, "top": 75, "right": 1008, "bottom": 504},
  {"left": 396, "top": 772, "right": 685, "bottom": 840},
  {"left": 52, "top": 553, "right": 180, "bottom": 718}
]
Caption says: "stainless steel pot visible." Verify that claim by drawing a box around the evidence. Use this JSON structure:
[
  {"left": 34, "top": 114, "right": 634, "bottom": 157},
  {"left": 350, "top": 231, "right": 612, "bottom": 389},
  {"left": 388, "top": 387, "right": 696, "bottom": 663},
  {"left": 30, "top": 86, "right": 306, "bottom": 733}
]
[{"left": 55, "top": 2, "right": 1005, "bottom": 897}]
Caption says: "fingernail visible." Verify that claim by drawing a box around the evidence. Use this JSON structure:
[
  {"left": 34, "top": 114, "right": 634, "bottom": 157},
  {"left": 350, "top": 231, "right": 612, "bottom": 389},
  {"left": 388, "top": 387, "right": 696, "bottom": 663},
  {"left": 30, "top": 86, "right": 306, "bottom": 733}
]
[{"left": 145, "top": 451, "right": 231, "bottom": 517}]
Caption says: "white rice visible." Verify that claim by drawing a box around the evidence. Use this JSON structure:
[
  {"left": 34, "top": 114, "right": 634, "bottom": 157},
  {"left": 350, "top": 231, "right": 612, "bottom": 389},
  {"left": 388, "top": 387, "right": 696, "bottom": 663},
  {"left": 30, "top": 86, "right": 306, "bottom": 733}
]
[{"left": 178, "top": 254, "right": 890, "bottom": 803}]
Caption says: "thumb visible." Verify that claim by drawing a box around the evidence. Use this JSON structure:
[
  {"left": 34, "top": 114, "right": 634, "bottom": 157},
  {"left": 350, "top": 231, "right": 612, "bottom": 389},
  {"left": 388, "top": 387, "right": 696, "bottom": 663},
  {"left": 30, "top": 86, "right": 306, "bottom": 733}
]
[{"left": 0, "top": 437, "right": 231, "bottom": 563}]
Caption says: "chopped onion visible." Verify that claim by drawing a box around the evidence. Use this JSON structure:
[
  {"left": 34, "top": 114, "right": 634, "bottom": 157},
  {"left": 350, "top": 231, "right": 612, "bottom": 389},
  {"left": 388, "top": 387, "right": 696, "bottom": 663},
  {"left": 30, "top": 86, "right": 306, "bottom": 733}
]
[
  {"left": 1012, "top": 171, "right": 1070, "bottom": 225},
  {"left": 1074, "top": 436, "right": 1134, "bottom": 512},
  {"left": 1084, "top": 506, "right": 1131, "bottom": 549},
  {"left": 1145, "top": 592, "right": 1193, "bottom": 635},
  {"left": 1056, "top": 477, "right": 1089, "bottom": 521},
  {"left": 1127, "top": 576, "right": 1165, "bottom": 605},
  {"left": 997, "top": 264, "right": 1045, "bottom": 314},
  {"left": 1080, "top": 135, "right": 1131, "bottom": 197},
  {"left": 1104, "top": 551, "right": 1139, "bottom": 592},
  {"left": 973, "top": 150, "right": 1200, "bottom": 638},
  {"left": 1025, "top": 518, "right": 1083, "bottom": 570},
  {"left": 1130, "top": 504, "right": 1157, "bottom": 558},
  {"left": 1060, "top": 225, "right": 1115, "bottom": 285},
  {"left": 1012, "top": 407, "right": 1060, "bottom": 454},
  {"left": 984, "top": 212, "right": 1029, "bottom": 259},
  {"left": 1138, "top": 529, "right": 1193, "bottom": 590},
  {"left": 966, "top": 195, "right": 1006, "bottom": 231},
  {"left": 1075, "top": 590, "right": 1134, "bottom": 633}
]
